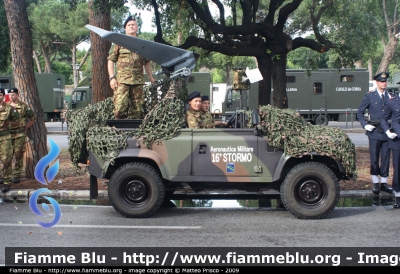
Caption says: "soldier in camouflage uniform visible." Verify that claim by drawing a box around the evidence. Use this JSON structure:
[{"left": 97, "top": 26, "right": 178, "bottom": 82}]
[
  {"left": 0, "top": 88, "right": 19, "bottom": 193},
  {"left": 108, "top": 16, "right": 156, "bottom": 119},
  {"left": 8, "top": 88, "right": 36, "bottom": 184},
  {"left": 186, "top": 91, "right": 204, "bottom": 129},
  {"left": 200, "top": 95, "right": 227, "bottom": 128}
]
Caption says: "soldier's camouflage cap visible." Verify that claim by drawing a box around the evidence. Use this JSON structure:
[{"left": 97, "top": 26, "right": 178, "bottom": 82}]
[
  {"left": 201, "top": 95, "right": 209, "bottom": 102},
  {"left": 0, "top": 88, "right": 4, "bottom": 95},
  {"left": 373, "top": 72, "right": 389, "bottom": 82},
  {"left": 188, "top": 91, "right": 201, "bottom": 101},
  {"left": 9, "top": 87, "right": 18, "bottom": 94}
]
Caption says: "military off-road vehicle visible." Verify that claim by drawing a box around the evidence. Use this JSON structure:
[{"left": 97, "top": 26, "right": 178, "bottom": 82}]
[{"left": 70, "top": 25, "right": 357, "bottom": 220}]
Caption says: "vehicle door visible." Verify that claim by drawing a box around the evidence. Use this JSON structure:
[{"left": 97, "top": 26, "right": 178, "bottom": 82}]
[
  {"left": 311, "top": 80, "right": 327, "bottom": 113},
  {"left": 191, "top": 128, "right": 259, "bottom": 181}
]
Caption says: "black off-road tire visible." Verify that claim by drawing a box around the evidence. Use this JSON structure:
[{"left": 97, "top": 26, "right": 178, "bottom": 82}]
[
  {"left": 280, "top": 162, "right": 339, "bottom": 219},
  {"left": 108, "top": 162, "right": 165, "bottom": 218},
  {"left": 315, "top": 114, "right": 329, "bottom": 126}
]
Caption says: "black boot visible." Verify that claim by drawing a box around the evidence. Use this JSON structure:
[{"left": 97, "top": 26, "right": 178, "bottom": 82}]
[
  {"left": 1, "top": 184, "right": 10, "bottom": 193},
  {"left": 394, "top": 197, "right": 400, "bottom": 209},
  {"left": 13, "top": 176, "right": 20, "bottom": 184},
  {"left": 380, "top": 183, "right": 394, "bottom": 194},
  {"left": 372, "top": 184, "right": 380, "bottom": 194}
]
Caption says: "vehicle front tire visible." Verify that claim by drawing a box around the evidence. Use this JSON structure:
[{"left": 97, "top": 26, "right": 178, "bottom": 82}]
[
  {"left": 280, "top": 162, "right": 339, "bottom": 219},
  {"left": 108, "top": 162, "right": 165, "bottom": 218}
]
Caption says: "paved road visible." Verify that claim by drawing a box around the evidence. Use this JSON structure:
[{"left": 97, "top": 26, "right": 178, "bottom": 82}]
[{"left": 0, "top": 202, "right": 400, "bottom": 266}]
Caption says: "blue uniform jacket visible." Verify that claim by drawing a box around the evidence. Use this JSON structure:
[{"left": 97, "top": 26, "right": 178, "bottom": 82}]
[
  {"left": 381, "top": 96, "right": 400, "bottom": 150},
  {"left": 357, "top": 90, "right": 392, "bottom": 141}
]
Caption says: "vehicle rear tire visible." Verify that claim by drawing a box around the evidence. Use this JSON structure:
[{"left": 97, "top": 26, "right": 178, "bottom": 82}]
[
  {"left": 315, "top": 114, "right": 329, "bottom": 125},
  {"left": 108, "top": 162, "right": 165, "bottom": 218},
  {"left": 280, "top": 162, "right": 339, "bottom": 219}
]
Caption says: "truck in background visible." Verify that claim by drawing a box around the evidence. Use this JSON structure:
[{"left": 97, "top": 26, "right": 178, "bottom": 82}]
[
  {"left": 211, "top": 83, "right": 227, "bottom": 114},
  {"left": 0, "top": 73, "right": 65, "bottom": 122},
  {"left": 223, "top": 68, "right": 369, "bottom": 125},
  {"left": 69, "top": 76, "right": 92, "bottom": 110}
]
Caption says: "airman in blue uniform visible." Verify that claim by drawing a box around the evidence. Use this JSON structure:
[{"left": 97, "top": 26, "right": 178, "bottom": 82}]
[
  {"left": 381, "top": 93, "right": 400, "bottom": 208},
  {"left": 357, "top": 72, "right": 394, "bottom": 195}
]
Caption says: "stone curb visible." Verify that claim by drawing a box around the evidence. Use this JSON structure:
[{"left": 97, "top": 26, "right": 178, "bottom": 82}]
[{"left": 0, "top": 189, "right": 393, "bottom": 200}]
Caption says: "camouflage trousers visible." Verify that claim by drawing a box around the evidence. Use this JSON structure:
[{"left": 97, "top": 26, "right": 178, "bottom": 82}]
[
  {"left": 11, "top": 135, "right": 26, "bottom": 177},
  {"left": 113, "top": 83, "right": 144, "bottom": 119},
  {"left": 0, "top": 135, "right": 13, "bottom": 185}
]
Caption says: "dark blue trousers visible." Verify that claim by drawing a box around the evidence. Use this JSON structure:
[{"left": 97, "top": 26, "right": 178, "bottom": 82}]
[
  {"left": 368, "top": 138, "right": 391, "bottom": 177},
  {"left": 391, "top": 149, "right": 400, "bottom": 192}
]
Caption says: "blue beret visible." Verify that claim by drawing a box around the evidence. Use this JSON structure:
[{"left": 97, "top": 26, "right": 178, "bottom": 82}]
[
  {"left": 9, "top": 87, "right": 18, "bottom": 94},
  {"left": 373, "top": 72, "right": 389, "bottom": 82},
  {"left": 188, "top": 91, "right": 201, "bottom": 101},
  {"left": 124, "top": 16, "right": 136, "bottom": 29},
  {"left": 201, "top": 95, "right": 209, "bottom": 102},
  {"left": 0, "top": 88, "right": 4, "bottom": 95}
]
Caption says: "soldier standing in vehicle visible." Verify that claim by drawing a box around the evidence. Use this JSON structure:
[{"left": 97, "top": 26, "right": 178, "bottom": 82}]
[
  {"left": 357, "top": 72, "right": 394, "bottom": 195},
  {"left": 186, "top": 91, "right": 203, "bottom": 129},
  {"left": 8, "top": 88, "right": 36, "bottom": 184},
  {"left": 0, "top": 88, "right": 20, "bottom": 193},
  {"left": 108, "top": 16, "right": 156, "bottom": 119},
  {"left": 200, "top": 95, "right": 227, "bottom": 128}
]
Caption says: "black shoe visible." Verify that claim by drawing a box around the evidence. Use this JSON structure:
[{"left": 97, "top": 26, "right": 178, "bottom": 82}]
[
  {"left": 394, "top": 197, "right": 400, "bottom": 209},
  {"left": 372, "top": 184, "right": 380, "bottom": 194},
  {"left": 13, "top": 176, "right": 20, "bottom": 184},
  {"left": 1, "top": 184, "right": 10, "bottom": 193},
  {"left": 380, "top": 183, "right": 393, "bottom": 194}
]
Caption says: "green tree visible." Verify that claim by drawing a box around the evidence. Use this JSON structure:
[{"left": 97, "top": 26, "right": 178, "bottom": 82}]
[
  {"left": 131, "top": 0, "right": 338, "bottom": 109},
  {"left": 4, "top": 0, "right": 47, "bottom": 178},
  {"left": 0, "top": 1, "right": 10, "bottom": 72},
  {"left": 374, "top": 0, "right": 400, "bottom": 75},
  {"left": 29, "top": 0, "right": 90, "bottom": 86}
]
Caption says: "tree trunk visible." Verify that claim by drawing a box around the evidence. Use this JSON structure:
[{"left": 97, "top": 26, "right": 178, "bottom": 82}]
[
  {"left": 256, "top": 55, "right": 272, "bottom": 106},
  {"left": 71, "top": 42, "right": 78, "bottom": 87},
  {"left": 40, "top": 40, "right": 52, "bottom": 73},
  {"left": 377, "top": 38, "right": 399, "bottom": 74},
  {"left": 33, "top": 50, "right": 42, "bottom": 73},
  {"left": 368, "top": 59, "right": 373, "bottom": 80},
  {"left": 89, "top": 0, "right": 113, "bottom": 103},
  {"left": 272, "top": 54, "right": 288, "bottom": 109},
  {"left": 4, "top": 0, "right": 48, "bottom": 178},
  {"left": 354, "top": 60, "right": 363, "bottom": 68},
  {"left": 225, "top": 63, "right": 230, "bottom": 87}
]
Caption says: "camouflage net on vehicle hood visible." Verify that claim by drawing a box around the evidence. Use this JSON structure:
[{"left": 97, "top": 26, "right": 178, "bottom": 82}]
[
  {"left": 246, "top": 105, "right": 357, "bottom": 178},
  {"left": 67, "top": 77, "right": 187, "bottom": 170}
]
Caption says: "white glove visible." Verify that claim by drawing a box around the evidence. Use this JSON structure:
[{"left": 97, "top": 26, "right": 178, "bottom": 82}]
[
  {"left": 386, "top": 130, "right": 397, "bottom": 139},
  {"left": 364, "top": 124, "right": 375, "bottom": 132}
]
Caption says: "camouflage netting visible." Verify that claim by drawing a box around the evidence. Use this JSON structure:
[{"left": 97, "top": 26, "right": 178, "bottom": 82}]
[
  {"left": 67, "top": 77, "right": 188, "bottom": 170},
  {"left": 66, "top": 98, "right": 115, "bottom": 169},
  {"left": 246, "top": 105, "right": 357, "bottom": 178},
  {"left": 134, "top": 78, "right": 188, "bottom": 149}
]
